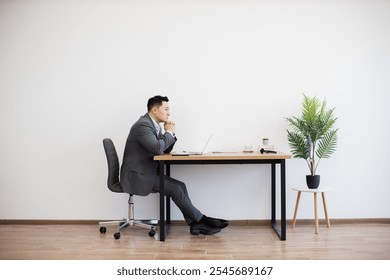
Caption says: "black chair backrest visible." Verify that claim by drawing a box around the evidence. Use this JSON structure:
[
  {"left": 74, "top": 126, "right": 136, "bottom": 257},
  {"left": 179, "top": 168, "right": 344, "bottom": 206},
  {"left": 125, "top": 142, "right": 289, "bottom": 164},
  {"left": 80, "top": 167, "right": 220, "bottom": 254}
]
[{"left": 102, "top": 138, "right": 123, "bottom": 193}]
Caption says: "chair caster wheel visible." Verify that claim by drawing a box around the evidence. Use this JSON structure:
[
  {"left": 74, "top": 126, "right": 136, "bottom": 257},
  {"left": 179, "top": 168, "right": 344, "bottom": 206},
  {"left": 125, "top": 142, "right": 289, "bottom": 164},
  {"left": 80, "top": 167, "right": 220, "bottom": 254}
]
[
  {"left": 114, "top": 232, "right": 121, "bottom": 239},
  {"left": 99, "top": 227, "right": 107, "bottom": 234},
  {"left": 149, "top": 230, "right": 156, "bottom": 237}
]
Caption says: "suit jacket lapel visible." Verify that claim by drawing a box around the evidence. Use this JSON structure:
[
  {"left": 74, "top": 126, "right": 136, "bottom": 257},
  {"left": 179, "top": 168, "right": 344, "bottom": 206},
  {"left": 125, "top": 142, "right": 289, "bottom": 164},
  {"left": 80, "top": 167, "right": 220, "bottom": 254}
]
[{"left": 144, "top": 113, "right": 160, "bottom": 138}]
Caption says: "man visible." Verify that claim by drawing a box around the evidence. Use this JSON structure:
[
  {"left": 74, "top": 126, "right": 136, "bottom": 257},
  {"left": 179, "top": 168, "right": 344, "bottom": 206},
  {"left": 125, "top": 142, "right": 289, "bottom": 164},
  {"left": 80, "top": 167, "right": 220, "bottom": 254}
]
[{"left": 121, "top": 95, "right": 229, "bottom": 235}]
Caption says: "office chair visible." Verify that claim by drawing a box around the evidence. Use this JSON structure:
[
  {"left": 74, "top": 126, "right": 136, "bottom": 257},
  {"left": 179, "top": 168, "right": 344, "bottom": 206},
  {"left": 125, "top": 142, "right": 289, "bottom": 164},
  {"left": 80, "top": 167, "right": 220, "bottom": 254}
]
[{"left": 99, "top": 138, "right": 158, "bottom": 240}]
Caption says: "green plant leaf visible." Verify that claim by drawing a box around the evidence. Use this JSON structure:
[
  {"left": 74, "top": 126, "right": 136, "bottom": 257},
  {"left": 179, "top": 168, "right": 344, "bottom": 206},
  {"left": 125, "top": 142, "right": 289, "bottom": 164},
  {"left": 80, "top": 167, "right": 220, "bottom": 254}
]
[
  {"left": 316, "top": 129, "right": 338, "bottom": 159},
  {"left": 287, "top": 130, "right": 309, "bottom": 159}
]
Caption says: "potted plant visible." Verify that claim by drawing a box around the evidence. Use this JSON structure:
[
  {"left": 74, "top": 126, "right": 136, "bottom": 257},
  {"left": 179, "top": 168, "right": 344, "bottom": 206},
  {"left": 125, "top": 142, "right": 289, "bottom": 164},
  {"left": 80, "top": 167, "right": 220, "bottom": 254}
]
[{"left": 286, "top": 94, "right": 338, "bottom": 189}]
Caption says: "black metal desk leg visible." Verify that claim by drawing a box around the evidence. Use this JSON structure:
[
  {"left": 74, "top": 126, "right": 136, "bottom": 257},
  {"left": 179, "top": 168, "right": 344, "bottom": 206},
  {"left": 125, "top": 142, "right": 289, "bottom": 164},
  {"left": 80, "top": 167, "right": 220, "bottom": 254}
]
[
  {"left": 159, "top": 161, "right": 165, "bottom": 241},
  {"left": 281, "top": 159, "right": 286, "bottom": 240},
  {"left": 166, "top": 164, "right": 171, "bottom": 225},
  {"left": 271, "top": 162, "right": 286, "bottom": 240},
  {"left": 271, "top": 163, "right": 276, "bottom": 224}
]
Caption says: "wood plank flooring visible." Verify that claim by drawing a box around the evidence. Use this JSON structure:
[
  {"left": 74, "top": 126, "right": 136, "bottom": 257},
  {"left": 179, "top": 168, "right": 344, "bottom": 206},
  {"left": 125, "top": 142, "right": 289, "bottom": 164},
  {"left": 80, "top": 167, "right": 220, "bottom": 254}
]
[{"left": 1, "top": 222, "right": 389, "bottom": 260}]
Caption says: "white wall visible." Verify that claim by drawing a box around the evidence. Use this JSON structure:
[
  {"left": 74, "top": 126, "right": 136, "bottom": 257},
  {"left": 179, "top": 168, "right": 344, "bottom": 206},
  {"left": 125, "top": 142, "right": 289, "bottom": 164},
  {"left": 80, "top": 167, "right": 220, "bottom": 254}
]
[{"left": 1, "top": 0, "right": 389, "bottom": 221}]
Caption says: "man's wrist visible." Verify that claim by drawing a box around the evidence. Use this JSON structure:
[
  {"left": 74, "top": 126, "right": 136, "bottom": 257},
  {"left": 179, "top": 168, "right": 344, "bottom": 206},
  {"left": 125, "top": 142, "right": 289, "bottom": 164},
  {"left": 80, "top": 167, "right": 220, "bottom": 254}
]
[{"left": 166, "top": 131, "right": 175, "bottom": 137}]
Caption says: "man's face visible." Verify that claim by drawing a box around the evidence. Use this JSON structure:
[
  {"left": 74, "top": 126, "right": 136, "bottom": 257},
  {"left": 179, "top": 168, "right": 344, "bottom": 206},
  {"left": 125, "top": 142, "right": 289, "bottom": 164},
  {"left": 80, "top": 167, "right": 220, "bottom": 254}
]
[{"left": 153, "top": 101, "right": 170, "bottom": 123}]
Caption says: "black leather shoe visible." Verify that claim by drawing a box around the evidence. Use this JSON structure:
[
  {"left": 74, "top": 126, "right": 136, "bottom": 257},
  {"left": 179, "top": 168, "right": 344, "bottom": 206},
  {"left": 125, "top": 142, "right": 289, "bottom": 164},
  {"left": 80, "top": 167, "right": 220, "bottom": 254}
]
[
  {"left": 202, "top": 216, "right": 229, "bottom": 229},
  {"left": 190, "top": 223, "right": 221, "bottom": 235}
]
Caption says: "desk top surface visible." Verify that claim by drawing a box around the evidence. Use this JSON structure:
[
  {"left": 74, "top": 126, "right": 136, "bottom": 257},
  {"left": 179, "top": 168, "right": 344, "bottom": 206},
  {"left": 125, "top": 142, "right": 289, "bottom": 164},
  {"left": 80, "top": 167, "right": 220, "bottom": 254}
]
[{"left": 154, "top": 151, "right": 291, "bottom": 161}]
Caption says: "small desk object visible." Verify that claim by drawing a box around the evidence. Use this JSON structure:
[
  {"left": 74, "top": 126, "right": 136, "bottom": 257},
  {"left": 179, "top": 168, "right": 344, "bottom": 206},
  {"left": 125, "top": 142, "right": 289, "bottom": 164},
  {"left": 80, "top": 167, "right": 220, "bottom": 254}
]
[
  {"left": 291, "top": 187, "right": 331, "bottom": 234},
  {"left": 154, "top": 152, "right": 291, "bottom": 241}
]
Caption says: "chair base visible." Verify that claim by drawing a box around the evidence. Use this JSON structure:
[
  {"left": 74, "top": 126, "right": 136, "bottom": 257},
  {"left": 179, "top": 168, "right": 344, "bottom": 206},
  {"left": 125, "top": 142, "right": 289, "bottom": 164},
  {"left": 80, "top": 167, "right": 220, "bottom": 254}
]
[
  {"left": 98, "top": 195, "right": 159, "bottom": 240},
  {"left": 99, "top": 218, "right": 159, "bottom": 240}
]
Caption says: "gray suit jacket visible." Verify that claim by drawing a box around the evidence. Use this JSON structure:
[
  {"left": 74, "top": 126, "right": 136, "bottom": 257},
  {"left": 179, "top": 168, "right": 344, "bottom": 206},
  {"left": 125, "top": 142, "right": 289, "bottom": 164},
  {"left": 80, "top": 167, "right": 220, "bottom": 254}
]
[{"left": 120, "top": 114, "right": 176, "bottom": 196}]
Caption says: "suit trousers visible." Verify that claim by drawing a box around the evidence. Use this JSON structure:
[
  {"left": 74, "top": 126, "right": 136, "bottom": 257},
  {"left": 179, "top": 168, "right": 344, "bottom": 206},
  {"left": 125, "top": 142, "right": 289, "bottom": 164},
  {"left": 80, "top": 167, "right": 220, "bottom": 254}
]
[{"left": 152, "top": 175, "right": 203, "bottom": 225}]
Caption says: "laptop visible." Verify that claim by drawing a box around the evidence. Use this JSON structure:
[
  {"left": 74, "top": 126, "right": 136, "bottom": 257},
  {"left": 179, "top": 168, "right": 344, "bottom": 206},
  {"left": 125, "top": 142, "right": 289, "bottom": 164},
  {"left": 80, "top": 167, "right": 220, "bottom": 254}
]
[{"left": 172, "top": 134, "right": 213, "bottom": 156}]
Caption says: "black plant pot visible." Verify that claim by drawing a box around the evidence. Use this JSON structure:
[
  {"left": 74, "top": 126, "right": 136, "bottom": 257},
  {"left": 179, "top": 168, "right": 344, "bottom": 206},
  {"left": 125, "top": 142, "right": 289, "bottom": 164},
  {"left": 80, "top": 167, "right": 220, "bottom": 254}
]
[{"left": 306, "top": 175, "right": 320, "bottom": 189}]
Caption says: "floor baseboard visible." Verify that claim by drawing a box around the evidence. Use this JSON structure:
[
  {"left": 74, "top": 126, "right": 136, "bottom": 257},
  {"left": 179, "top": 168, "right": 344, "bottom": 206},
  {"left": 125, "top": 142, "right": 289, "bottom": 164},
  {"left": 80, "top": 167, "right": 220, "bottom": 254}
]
[{"left": 1, "top": 218, "right": 389, "bottom": 225}]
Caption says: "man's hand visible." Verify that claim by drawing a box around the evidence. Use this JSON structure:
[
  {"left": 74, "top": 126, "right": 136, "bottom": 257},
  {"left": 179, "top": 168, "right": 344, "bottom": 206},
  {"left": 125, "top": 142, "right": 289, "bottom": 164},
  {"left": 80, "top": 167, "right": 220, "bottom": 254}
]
[{"left": 164, "top": 121, "right": 176, "bottom": 134}]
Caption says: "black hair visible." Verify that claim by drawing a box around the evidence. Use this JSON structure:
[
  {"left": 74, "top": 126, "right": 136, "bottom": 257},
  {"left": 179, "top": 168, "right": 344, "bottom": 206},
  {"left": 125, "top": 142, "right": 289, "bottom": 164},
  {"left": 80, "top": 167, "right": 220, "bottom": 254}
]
[{"left": 147, "top": 95, "right": 169, "bottom": 112}]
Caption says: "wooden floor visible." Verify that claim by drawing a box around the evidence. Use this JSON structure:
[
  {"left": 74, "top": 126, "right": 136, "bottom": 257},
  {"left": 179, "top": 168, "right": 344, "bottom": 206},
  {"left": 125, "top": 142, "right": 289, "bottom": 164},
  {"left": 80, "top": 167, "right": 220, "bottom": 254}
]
[{"left": 1, "top": 222, "right": 390, "bottom": 260}]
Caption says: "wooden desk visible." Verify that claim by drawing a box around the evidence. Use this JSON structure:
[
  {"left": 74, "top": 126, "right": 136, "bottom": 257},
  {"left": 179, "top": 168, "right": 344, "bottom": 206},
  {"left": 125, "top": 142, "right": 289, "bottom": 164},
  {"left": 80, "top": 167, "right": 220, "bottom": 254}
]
[{"left": 154, "top": 152, "right": 291, "bottom": 241}]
